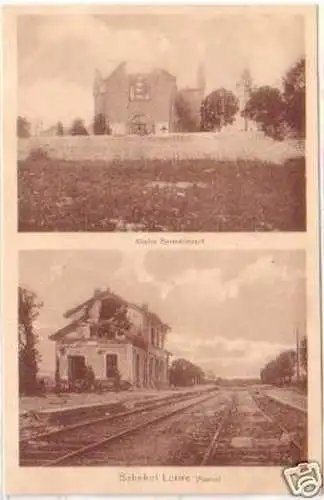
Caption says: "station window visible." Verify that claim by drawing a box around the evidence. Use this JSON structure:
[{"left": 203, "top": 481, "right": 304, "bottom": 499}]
[{"left": 106, "top": 354, "right": 118, "bottom": 377}]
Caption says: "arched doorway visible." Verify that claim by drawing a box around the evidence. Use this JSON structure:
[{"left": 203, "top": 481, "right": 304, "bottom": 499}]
[{"left": 128, "top": 114, "right": 154, "bottom": 135}]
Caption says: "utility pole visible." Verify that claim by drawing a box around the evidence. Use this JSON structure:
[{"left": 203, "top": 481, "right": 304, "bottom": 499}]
[
  {"left": 296, "top": 327, "right": 300, "bottom": 384},
  {"left": 237, "top": 68, "right": 252, "bottom": 132}
]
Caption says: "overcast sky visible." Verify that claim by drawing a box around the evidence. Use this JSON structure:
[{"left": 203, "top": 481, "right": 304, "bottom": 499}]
[
  {"left": 18, "top": 11, "right": 304, "bottom": 128},
  {"left": 19, "top": 249, "right": 306, "bottom": 379}
]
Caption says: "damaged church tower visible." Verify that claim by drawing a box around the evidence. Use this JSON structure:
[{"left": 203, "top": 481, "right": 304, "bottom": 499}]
[{"left": 93, "top": 61, "right": 207, "bottom": 135}]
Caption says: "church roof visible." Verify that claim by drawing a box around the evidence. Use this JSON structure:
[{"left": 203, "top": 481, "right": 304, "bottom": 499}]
[
  {"left": 102, "top": 62, "right": 176, "bottom": 83},
  {"left": 104, "top": 61, "right": 127, "bottom": 84},
  {"left": 151, "top": 68, "right": 176, "bottom": 81}
]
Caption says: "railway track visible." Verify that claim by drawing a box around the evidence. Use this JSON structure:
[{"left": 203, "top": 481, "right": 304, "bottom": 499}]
[
  {"left": 20, "top": 387, "right": 307, "bottom": 467},
  {"left": 201, "top": 390, "right": 306, "bottom": 466},
  {"left": 20, "top": 388, "right": 220, "bottom": 466},
  {"left": 20, "top": 388, "right": 216, "bottom": 442}
]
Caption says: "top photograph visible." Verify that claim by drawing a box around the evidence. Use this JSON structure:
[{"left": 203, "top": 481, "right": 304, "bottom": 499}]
[{"left": 16, "top": 6, "right": 312, "bottom": 232}]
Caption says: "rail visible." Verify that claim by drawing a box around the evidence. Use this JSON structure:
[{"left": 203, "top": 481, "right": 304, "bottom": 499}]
[
  {"left": 201, "top": 395, "right": 236, "bottom": 465},
  {"left": 20, "top": 388, "right": 220, "bottom": 466},
  {"left": 20, "top": 388, "right": 306, "bottom": 467},
  {"left": 200, "top": 390, "right": 305, "bottom": 466}
]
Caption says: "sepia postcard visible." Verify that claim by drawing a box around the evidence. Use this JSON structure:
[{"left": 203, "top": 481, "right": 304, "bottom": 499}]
[
  {"left": 4, "top": 237, "right": 323, "bottom": 496},
  {"left": 2, "top": 3, "right": 323, "bottom": 498},
  {"left": 6, "top": 4, "right": 316, "bottom": 233}
]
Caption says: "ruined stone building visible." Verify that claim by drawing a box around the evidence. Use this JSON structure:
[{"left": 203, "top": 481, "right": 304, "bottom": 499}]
[
  {"left": 49, "top": 288, "right": 171, "bottom": 389},
  {"left": 93, "top": 62, "right": 206, "bottom": 135}
]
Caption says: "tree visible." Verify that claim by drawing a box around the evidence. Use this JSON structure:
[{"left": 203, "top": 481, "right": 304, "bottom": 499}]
[
  {"left": 56, "top": 121, "right": 64, "bottom": 136},
  {"left": 206, "top": 370, "right": 217, "bottom": 381},
  {"left": 260, "top": 360, "right": 278, "bottom": 385},
  {"left": 17, "top": 116, "right": 31, "bottom": 138},
  {"left": 282, "top": 58, "right": 305, "bottom": 138},
  {"left": 275, "top": 350, "right": 296, "bottom": 385},
  {"left": 19, "top": 287, "right": 43, "bottom": 395},
  {"left": 69, "top": 118, "right": 89, "bottom": 136},
  {"left": 169, "top": 358, "right": 205, "bottom": 387},
  {"left": 174, "top": 93, "right": 201, "bottom": 132},
  {"left": 201, "top": 88, "right": 239, "bottom": 132},
  {"left": 93, "top": 113, "right": 111, "bottom": 135},
  {"left": 300, "top": 335, "right": 307, "bottom": 373},
  {"left": 260, "top": 349, "right": 296, "bottom": 386},
  {"left": 243, "top": 86, "right": 285, "bottom": 140}
]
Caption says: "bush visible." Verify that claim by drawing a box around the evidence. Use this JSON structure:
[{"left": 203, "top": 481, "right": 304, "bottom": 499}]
[
  {"left": 70, "top": 118, "right": 89, "bottom": 136},
  {"left": 56, "top": 121, "right": 64, "bottom": 136},
  {"left": 27, "top": 147, "right": 49, "bottom": 161},
  {"left": 17, "top": 116, "right": 31, "bottom": 138},
  {"left": 242, "top": 86, "right": 285, "bottom": 141},
  {"left": 119, "top": 380, "right": 132, "bottom": 391},
  {"left": 93, "top": 113, "right": 111, "bottom": 135}
]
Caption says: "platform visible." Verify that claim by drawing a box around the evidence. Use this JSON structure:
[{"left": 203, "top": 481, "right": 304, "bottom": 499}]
[
  {"left": 264, "top": 388, "right": 307, "bottom": 414},
  {"left": 19, "top": 385, "right": 212, "bottom": 418}
]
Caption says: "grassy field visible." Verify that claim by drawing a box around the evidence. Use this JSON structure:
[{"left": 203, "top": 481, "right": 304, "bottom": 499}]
[
  {"left": 18, "top": 156, "right": 305, "bottom": 232},
  {"left": 18, "top": 133, "right": 304, "bottom": 163}
]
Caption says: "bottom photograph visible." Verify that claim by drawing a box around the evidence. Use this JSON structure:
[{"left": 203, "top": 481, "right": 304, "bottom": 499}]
[{"left": 18, "top": 249, "right": 307, "bottom": 467}]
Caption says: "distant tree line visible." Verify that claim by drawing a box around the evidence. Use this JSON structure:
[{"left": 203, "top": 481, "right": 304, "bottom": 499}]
[
  {"left": 17, "top": 58, "right": 304, "bottom": 141},
  {"left": 217, "top": 377, "right": 261, "bottom": 387},
  {"left": 16, "top": 115, "right": 111, "bottom": 138},
  {"left": 174, "top": 58, "right": 305, "bottom": 139},
  {"left": 242, "top": 58, "right": 305, "bottom": 140},
  {"left": 260, "top": 335, "right": 307, "bottom": 390},
  {"left": 169, "top": 358, "right": 205, "bottom": 387}
]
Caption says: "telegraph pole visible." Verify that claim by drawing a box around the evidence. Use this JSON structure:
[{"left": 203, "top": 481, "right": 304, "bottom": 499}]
[
  {"left": 296, "top": 327, "right": 300, "bottom": 384},
  {"left": 237, "top": 68, "right": 252, "bottom": 132}
]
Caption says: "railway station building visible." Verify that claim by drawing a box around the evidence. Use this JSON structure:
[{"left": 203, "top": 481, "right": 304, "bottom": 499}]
[
  {"left": 49, "top": 288, "right": 172, "bottom": 389},
  {"left": 93, "top": 62, "right": 205, "bottom": 135}
]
